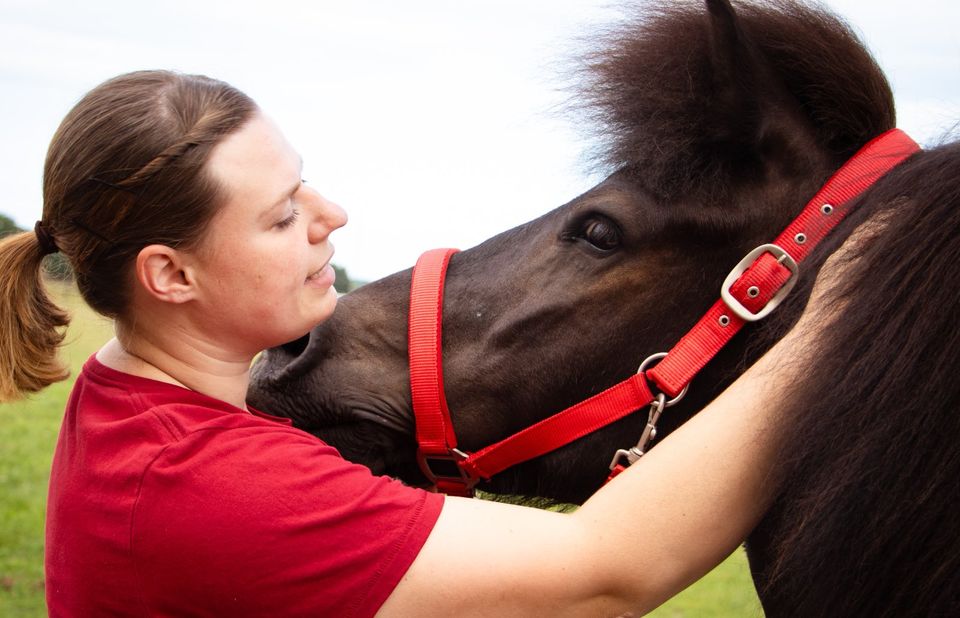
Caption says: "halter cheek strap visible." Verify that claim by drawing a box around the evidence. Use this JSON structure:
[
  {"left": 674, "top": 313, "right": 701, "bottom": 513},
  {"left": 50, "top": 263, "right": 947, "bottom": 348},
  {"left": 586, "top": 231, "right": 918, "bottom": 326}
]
[{"left": 409, "top": 248, "right": 476, "bottom": 495}]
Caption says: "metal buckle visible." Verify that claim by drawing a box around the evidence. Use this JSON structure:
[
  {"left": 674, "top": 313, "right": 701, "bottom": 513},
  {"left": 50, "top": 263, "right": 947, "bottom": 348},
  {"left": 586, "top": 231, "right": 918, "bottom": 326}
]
[
  {"left": 417, "top": 448, "right": 478, "bottom": 489},
  {"left": 720, "top": 243, "right": 798, "bottom": 322}
]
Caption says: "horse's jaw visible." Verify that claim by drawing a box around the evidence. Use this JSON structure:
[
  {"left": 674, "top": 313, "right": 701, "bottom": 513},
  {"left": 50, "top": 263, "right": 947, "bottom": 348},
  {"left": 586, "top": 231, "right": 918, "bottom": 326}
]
[{"left": 247, "top": 276, "right": 427, "bottom": 483}]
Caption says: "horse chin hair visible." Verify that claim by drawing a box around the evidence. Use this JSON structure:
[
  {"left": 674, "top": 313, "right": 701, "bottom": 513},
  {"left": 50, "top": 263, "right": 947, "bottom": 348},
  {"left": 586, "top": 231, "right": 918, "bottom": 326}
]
[{"left": 474, "top": 490, "right": 578, "bottom": 513}]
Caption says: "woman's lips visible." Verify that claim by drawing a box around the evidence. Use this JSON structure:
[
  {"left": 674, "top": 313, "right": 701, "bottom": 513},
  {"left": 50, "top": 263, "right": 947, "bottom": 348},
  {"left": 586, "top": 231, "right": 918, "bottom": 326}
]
[{"left": 306, "top": 263, "right": 335, "bottom": 288}]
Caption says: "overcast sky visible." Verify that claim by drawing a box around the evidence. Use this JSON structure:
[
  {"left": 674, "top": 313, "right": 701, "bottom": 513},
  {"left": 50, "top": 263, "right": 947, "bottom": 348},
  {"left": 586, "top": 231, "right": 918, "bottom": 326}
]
[{"left": 2, "top": 0, "right": 958, "bottom": 281}]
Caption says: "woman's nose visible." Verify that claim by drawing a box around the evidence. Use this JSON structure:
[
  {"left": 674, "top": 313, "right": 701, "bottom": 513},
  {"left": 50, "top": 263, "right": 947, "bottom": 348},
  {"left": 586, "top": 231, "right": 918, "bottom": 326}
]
[{"left": 306, "top": 191, "right": 348, "bottom": 241}]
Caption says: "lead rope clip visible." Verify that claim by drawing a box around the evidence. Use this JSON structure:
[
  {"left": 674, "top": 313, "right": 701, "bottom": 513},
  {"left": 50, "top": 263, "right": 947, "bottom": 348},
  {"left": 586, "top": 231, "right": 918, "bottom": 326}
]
[{"left": 609, "top": 393, "right": 666, "bottom": 471}]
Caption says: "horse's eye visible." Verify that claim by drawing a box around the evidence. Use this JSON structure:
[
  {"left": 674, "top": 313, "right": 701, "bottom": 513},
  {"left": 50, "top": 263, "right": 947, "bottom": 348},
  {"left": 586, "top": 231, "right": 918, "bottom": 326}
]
[{"left": 582, "top": 216, "right": 621, "bottom": 252}]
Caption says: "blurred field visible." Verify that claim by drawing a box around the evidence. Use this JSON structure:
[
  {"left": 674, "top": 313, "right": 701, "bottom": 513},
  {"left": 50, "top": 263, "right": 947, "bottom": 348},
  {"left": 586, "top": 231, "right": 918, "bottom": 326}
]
[
  {"left": 0, "top": 282, "right": 113, "bottom": 617},
  {"left": 0, "top": 281, "right": 762, "bottom": 616}
]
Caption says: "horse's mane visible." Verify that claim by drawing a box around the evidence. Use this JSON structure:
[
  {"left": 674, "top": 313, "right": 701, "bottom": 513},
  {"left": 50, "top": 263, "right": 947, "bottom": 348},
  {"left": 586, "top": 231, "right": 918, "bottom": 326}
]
[
  {"left": 577, "top": 3, "right": 956, "bottom": 611},
  {"left": 577, "top": 0, "right": 895, "bottom": 201},
  {"left": 757, "top": 139, "right": 960, "bottom": 615}
]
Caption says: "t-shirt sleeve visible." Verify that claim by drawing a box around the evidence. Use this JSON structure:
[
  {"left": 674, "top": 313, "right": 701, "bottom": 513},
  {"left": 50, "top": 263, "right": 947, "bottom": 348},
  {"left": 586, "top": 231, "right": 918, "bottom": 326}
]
[{"left": 130, "top": 423, "right": 444, "bottom": 617}]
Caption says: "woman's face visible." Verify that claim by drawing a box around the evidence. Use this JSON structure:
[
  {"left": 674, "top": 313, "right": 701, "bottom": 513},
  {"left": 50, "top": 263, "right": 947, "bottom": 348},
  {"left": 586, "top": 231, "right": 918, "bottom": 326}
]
[{"left": 188, "top": 111, "right": 347, "bottom": 356}]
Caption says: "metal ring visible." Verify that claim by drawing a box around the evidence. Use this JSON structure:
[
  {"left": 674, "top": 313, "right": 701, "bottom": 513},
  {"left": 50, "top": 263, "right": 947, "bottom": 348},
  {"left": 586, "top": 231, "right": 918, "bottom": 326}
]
[
  {"left": 795, "top": 232, "right": 807, "bottom": 244},
  {"left": 821, "top": 203, "right": 834, "bottom": 215},
  {"left": 637, "top": 352, "right": 690, "bottom": 407}
]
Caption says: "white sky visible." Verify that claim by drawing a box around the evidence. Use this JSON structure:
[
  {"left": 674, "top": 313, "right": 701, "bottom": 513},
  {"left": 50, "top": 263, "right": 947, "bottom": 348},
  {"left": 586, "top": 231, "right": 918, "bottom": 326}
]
[{"left": 2, "top": 0, "right": 958, "bottom": 281}]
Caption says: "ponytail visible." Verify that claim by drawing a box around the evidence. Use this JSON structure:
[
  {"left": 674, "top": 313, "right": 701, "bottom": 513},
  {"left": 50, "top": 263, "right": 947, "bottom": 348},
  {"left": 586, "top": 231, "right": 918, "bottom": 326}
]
[
  {"left": 0, "top": 229, "right": 70, "bottom": 402},
  {"left": 0, "top": 71, "right": 257, "bottom": 401}
]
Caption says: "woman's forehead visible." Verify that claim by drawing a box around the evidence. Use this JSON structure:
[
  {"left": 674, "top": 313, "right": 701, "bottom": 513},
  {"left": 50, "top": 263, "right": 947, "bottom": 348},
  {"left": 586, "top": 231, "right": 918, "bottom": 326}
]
[{"left": 206, "top": 112, "right": 300, "bottom": 208}]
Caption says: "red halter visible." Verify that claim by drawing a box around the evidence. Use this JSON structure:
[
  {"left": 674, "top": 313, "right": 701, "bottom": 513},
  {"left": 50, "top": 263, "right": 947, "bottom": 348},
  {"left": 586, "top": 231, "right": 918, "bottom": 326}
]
[{"left": 409, "top": 128, "right": 920, "bottom": 496}]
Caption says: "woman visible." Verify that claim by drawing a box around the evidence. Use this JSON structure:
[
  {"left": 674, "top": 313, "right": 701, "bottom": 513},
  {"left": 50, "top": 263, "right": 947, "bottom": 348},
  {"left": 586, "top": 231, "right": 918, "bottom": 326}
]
[{"left": 1, "top": 70, "right": 824, "bottom": 616}]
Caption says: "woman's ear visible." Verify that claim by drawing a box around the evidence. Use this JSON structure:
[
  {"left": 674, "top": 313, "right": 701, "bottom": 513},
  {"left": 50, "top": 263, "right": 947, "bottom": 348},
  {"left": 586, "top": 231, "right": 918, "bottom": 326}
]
[{"left": 135, "top": 244, "right": 197, "bottom": 304}]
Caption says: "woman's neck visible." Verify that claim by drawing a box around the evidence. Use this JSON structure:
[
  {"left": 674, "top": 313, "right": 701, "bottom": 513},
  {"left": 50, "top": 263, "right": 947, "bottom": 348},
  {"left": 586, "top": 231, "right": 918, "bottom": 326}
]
[{"left": 97, "top": 330, "right": 254, "bottom": 411}]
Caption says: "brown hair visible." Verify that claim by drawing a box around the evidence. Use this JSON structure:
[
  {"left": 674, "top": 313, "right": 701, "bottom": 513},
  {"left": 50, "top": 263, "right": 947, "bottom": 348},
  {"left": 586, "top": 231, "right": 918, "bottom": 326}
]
[{"left": 0, "top": 70, "right": 256, "bottom": 401}]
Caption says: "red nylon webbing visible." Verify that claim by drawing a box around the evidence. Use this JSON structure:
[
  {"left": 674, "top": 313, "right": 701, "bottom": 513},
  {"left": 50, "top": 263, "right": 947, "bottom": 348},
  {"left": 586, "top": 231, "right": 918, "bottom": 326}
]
[
  {"left": 462, "top": 373, "right": 655, "bottom": 481},
  {"left": 648, "top": 128, "right": 919, "bottom": 396},
  {"left": 731, "top": 253, "right": 793, "bottom": 315},
  {"left": 409, "top": 248, "right": 460, "bottom": 455}
]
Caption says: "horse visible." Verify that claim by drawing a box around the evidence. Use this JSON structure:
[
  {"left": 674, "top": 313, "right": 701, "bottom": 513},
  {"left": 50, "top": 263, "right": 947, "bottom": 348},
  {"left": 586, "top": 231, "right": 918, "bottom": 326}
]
[
  {"left": 247, "top": 0, "right": 959, "bottom": 614},
  {"left": 248, "top": 0, "right": 894, "bottom": 500}
]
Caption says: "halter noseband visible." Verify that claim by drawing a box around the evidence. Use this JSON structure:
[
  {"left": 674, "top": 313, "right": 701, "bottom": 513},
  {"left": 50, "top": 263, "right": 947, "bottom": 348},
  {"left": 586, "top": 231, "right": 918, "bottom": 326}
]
[{"left": 409, "top": 128, "right": 920, "bottom": 496}]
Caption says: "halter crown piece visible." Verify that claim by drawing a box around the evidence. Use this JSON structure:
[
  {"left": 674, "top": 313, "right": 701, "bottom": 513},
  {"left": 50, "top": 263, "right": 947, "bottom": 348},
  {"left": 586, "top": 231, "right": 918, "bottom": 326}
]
[{"left": 34, "top": 221, "right": 59, "bottom": 255}]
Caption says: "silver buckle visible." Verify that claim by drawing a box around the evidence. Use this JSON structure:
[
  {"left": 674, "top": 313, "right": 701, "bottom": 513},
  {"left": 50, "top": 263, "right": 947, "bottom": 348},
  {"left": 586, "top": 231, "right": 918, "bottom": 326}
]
[{"left": 720, "top": 243, "right": 798, "bottom": 322}]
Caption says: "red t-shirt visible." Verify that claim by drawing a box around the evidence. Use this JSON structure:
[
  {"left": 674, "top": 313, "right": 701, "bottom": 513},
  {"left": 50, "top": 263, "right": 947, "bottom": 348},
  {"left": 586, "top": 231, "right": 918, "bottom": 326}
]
[{"left": 45, "top": 356, "right": 443, "bottom": 617}]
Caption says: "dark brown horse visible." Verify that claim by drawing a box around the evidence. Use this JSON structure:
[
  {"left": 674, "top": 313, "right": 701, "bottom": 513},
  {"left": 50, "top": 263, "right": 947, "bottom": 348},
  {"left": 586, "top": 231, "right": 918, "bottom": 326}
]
[
  {"left": 248, "top": 0, "right": 959, "bottom": 614},
  {"left": 248, "top": 0, "right": 892, "bottom": 497}
]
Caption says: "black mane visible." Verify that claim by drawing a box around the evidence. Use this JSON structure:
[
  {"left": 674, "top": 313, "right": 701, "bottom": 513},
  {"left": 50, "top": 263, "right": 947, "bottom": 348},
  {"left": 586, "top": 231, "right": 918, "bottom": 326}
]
[
  {"left": 755, "top": 139, "right": 960, "bottom": 616},
  {"left": 577, "top": 0, "right": 895, "bottom": 201}
]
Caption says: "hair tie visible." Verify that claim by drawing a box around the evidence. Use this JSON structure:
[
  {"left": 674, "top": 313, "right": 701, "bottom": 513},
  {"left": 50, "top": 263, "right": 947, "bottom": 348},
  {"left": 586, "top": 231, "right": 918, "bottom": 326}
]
[{"left": 34, "top": 221, "right": 59, "bottom": 256}]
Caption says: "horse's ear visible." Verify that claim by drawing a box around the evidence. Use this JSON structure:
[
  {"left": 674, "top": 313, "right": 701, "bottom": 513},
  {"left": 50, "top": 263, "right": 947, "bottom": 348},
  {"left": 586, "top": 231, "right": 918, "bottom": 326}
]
[
  {"left": 702, "top": 0, "right": 765, "bottom": 151},
  {"left": 706, "top": 0, "right": 746, "bottom": 86},
  {"left": 583, "top": 0, "right": 844, "bottom": 201}
]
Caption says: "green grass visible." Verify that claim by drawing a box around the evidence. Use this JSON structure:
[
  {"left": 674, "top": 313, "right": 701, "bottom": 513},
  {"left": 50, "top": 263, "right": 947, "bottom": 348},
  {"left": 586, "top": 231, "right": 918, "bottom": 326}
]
[
  {"left": 0, "top": 281, "right": 763, "bottom": 616},
  {"left": 0, "top": 282, "right": 114, "bottom": 617},
  {"left": 650, "top": 550, "right": 763, "bottom": 617}
]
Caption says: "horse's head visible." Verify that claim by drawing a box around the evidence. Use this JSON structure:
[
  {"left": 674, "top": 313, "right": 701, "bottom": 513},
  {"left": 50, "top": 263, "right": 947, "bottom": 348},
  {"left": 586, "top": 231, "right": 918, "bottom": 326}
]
[{"left": 248, "top": 0, "right": 895, "bottom": 502}]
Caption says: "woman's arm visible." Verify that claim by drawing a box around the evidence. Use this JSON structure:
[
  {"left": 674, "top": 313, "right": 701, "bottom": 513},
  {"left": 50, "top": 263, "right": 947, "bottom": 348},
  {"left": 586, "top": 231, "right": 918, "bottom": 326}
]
[
  {"left": 381, "top": 231, "right": 851, "bottom": 616},
  {"left": 379, "top": 322, "right": 805, "bottom": 616}
]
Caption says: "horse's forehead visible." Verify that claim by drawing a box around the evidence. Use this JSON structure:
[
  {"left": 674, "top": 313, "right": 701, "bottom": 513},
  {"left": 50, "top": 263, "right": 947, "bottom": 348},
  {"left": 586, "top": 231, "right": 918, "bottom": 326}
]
[{"left": 579, "top": 173, "right": 658, "bottom": 208}]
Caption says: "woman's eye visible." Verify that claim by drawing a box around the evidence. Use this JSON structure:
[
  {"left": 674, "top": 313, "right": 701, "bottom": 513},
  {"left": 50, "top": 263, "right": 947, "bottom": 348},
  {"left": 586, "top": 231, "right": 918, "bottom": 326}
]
[
  {"left": 581, "top": 216, "right": 621, "bottom": 251},
  {"left": 275, "top": 208, "right": 300, "bottom": 230}
]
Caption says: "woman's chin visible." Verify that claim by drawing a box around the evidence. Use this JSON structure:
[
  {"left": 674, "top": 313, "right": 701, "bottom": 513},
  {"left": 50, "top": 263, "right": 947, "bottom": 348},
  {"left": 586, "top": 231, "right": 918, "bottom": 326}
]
[{"left": 305, "top": 289, "right": 339, "bottom": 328}]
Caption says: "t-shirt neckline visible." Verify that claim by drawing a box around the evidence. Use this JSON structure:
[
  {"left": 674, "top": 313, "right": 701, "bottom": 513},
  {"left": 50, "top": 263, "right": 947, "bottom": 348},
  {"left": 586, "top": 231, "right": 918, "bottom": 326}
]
[{"left": 83, "top": 354, "right": 292, "bottom": 424}]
